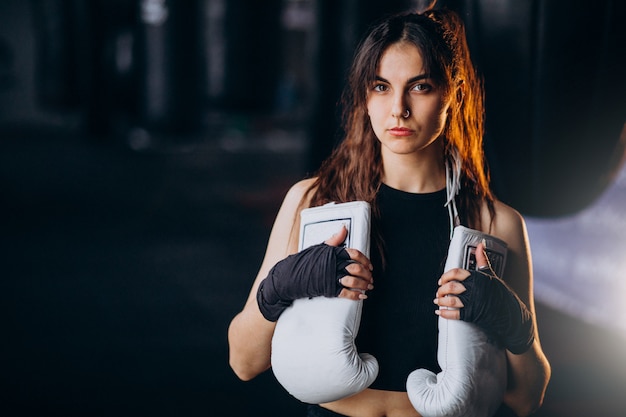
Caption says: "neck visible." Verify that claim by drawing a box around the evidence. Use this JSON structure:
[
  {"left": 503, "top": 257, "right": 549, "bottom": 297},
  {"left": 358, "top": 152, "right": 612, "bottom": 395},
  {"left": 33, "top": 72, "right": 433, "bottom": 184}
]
[{"left": 381, "top": 143, "right": 446, "bottom": 194}]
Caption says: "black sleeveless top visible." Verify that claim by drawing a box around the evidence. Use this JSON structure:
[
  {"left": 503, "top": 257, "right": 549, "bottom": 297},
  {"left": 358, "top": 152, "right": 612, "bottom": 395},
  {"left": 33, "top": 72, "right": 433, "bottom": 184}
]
[
  {"left": 355, "top": 184, "right": 516, "bottom": 416},
  {"left": 356, "top": 183, "right": 451, "bottom": 391}
]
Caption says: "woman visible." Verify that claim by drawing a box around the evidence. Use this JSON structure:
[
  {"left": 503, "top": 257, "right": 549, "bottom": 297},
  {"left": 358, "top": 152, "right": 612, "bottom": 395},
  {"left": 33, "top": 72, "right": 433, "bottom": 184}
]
[{"left": 228, "top": 8, "right": 550, "bottom": 417}]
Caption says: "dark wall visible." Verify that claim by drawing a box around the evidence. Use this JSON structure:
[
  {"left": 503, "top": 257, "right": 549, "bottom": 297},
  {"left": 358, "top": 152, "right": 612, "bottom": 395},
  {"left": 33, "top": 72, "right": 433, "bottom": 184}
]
[
  {"left": 448, "top": 0, "right": 626, "bottom": 216},
  {"left": 3, "top": 0, "right": 624, "bottom": 216},
  {"left": 2, "top": 1, "right": 626, "bottom": 416}
]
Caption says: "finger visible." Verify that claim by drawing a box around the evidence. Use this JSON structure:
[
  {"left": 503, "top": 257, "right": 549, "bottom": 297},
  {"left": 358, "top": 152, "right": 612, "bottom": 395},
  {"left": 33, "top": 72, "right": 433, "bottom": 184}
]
[
  {"left": 339, "top": 275, "right": 374, "bottom": 292},
  {"left": 436, "top": 281, "right": 467, "bottom": 298},
  {"left": 344, "top": 262, "right": 373, "bottom": 283},
  {"left": 475, "top": 240, "right": 490, "bottom": 270},
  {"left": 324, "top": 225, "right": 348, "bottom": 247},
  {"left": 338, "top": 287, "right": 369, "bottom": 301},
  {"left": 435, "top": 307, "right": 461, "bottom": 320},
  {"left": 438, "top": 268, "right": 470, "bottom": 286},
  {"left": 433, "top": 294, "right": 464, "bottom": 309},
  {"left": 344, "top": 248, "right": 374, "bottom": 272}
]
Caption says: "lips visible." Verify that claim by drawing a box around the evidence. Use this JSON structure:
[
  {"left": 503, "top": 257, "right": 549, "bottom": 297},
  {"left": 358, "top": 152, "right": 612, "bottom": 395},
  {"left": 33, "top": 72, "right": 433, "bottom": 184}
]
[{"left": 388, "top": 127, "right": 414, "bottom": 136}]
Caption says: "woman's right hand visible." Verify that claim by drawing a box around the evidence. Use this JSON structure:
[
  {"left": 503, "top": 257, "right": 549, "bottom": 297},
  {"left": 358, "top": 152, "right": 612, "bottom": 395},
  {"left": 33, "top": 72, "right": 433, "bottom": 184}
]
[
  {"left": 256, "top": 225, "right": 374, "bottom": 321},
  {"left": 324, "top": 225, "right": 374, "bottom": 301}
]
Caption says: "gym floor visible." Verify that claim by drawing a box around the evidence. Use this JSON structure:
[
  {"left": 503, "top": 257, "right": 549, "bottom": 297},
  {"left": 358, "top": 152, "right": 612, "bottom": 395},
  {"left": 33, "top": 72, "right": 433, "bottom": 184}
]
[{"left": 2, "top": 124, "right": 625, "bottom": 416}]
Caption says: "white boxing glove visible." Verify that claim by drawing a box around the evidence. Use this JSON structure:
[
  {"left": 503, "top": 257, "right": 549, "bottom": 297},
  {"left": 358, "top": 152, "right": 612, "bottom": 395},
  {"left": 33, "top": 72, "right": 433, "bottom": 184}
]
[
  {"left": 270, "top": 201, "right": 379, "bottom": 404},
  {"left": 406, "top": 226, "right": 508, "bottom": 417}
]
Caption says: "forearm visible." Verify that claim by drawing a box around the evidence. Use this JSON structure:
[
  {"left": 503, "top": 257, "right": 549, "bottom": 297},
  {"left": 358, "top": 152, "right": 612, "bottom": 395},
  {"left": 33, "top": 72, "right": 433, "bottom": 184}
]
[
  {"left": 503, "top": 340, "right": 551, "bottom": 416},
  {"left": 228, "top": 300, "right": 276, "bottom": 381},
  {"left": 227, "top": 180, "right": 312, "bottom": 380}
]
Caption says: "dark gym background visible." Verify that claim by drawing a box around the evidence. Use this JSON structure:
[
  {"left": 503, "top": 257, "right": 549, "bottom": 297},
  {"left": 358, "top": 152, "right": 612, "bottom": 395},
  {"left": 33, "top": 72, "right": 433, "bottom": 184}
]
[{"left": 1, "top": 0, "right": 625, "bottom": 416}]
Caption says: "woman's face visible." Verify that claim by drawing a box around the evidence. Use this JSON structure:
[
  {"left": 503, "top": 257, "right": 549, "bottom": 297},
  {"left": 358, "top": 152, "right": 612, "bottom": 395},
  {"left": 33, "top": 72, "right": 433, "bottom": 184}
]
[{"left": 366, "top": 42, "right": 451, "bottom": 161}]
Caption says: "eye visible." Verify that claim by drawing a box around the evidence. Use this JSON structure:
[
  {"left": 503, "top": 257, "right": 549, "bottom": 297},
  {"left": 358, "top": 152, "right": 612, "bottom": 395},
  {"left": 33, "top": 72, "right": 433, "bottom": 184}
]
[
  {"left": 372, "top": 83, "right": 388, "bottom": 92},
  {"left": 412, "top": 83, "right": 432, "bottom": 92}
]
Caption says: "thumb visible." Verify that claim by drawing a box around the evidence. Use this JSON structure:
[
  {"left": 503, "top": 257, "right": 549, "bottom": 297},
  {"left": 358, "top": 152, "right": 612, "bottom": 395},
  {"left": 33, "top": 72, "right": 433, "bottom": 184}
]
[
  {"left": 324, "top": 224, "right": 348, "bottom": 247},
  {"left": 475, "top": 240, "right": 491, "bottom": 271}
]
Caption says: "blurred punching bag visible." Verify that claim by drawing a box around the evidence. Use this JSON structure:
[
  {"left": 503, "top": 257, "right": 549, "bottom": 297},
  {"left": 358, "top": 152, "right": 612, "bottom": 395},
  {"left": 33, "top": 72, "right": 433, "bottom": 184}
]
[
  {"left": 219, "top": 0, "right": 282, "bottom": 112},
  {"left": 31, "top": 0, "right": 83, "bottom": 110},
  {"left": 136, "top": 0, "right": 202, "bottom": 134},
  {"left": 32, "top": 0, "right": 138, "bottom": 136},
  {"left": 441, "top": 0, "right": 626, "bottom": 216}
]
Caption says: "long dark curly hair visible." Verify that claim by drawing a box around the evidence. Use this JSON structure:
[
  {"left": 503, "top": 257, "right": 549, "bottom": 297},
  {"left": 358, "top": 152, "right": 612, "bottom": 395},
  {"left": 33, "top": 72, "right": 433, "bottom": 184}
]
[{"left": 301, "top": 8, "right": 495, "bottom": 239}]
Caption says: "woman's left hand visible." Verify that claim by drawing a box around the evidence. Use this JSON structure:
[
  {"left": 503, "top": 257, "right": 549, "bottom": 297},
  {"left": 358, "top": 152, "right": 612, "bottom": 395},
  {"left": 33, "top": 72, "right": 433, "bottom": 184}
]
[
  {"left": 434, "top": 242, "right": 535, "bottom": 354},
  {"left": 433, "top": 241, "right": 491, "bottom": 319}
]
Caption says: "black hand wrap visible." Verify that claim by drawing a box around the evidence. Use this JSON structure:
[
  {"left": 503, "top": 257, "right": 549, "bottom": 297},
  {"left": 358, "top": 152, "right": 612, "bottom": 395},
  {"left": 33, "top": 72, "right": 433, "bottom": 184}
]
[
  {"left": 256, "top": 243, "right": 352, "bottom": 322},
  {"left": 457, "top": 269, "right": 535, "bottom": 354}
]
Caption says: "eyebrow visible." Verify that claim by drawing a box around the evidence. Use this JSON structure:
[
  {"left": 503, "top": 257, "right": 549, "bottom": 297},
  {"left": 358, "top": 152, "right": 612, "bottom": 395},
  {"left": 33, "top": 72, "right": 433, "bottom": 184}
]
[{"left": 375, "top": 74, "right": 430, "bottom": 84}]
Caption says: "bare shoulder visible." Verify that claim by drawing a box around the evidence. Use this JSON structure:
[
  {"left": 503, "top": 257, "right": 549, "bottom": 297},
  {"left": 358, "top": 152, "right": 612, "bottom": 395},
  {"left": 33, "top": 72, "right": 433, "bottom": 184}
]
[
  {"left": 478, "top": 198, "right": 525, "bottom": 244},
  {"left": 283, "top": 177, "right": 317, "bottom": 207},
  {"left": 276, "top": 178, "right": 318, "bottom": 227},
  {"left": 241, "top": 177, "right": 318, "bottom": 306},
  {"left": 260, "top": 178, "right": 317, "bottom": 265},
  {"left": 489, "top": 199, "right": 527, "bottom": 245},
  {"left": 274, "top": 176, "right": 317, "bottom": 232}
]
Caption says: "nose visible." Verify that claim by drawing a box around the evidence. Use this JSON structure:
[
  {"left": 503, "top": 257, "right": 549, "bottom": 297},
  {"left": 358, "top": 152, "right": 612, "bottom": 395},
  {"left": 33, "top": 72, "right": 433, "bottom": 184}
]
[{"left": 391, "top": 92, "right": 409, "bottom": 119}]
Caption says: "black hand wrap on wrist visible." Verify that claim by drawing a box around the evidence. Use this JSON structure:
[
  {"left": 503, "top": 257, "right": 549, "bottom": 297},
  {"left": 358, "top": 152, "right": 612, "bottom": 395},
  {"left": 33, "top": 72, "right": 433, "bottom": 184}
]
[
  {"left": 256, "top": 243, "right": 352, "bottom": 322},
  {"left": 458, "top": 269, "right": 535, "bottom": 354}
]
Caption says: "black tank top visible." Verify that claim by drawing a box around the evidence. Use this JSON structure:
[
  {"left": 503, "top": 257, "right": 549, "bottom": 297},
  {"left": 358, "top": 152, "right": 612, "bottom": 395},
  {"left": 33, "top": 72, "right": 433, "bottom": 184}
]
[{"left": 356, "top": 183, "right": 451, "bottom": 391}]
